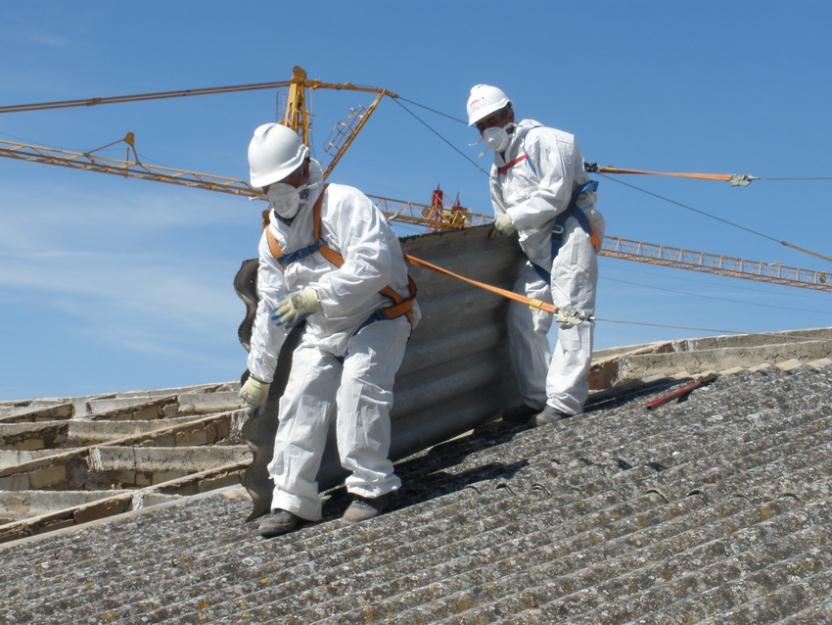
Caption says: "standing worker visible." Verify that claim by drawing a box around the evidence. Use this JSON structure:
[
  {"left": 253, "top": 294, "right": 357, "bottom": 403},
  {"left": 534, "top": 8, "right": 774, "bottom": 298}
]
[
  {"left": 466, "top": 84, "right": 605, "bottom": 426},
  {"left": 238, "top": 123, "right": 419, "bottom": 538}
]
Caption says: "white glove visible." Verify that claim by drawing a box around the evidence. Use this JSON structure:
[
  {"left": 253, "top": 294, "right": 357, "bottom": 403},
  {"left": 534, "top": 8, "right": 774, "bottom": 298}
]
[
  {"left": 275, "top": 287, "right": 322, "bottom": 328},
  {"left": 555, "top": 308, "right": 589, "bottom": 328},
  {"left": 492, "top": 213, "right": 517, "bottom": 237},
  {"left": 239, "top": 376, "right": 270, "bottom": 410}
]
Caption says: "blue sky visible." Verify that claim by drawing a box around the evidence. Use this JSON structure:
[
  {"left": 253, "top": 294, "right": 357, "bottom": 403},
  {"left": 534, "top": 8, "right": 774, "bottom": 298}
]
[{"left": 1, "top": 1, "right": 831, "bottom": 400}]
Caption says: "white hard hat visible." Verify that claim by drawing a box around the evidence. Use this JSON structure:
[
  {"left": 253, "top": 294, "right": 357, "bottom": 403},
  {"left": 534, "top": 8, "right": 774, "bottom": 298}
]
[
  {"left": 466, "top": 84, "right": 511, "bottom": 126},
  {"left": 247, "top": 123, "right": 310, "bottom": 189}
]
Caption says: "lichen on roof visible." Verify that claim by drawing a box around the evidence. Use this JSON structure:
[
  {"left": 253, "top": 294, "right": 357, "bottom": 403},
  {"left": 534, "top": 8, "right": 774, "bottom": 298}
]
[{"left": 2, "top": 362, "right": 831, "bottom": 624}]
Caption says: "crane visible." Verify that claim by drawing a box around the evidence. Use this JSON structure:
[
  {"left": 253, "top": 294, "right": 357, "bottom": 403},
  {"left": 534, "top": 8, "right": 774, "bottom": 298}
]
[
  {"left": 1, "top": 134, "right": 828, "bottom": 293},
  {"left": 1, "top": 66, "right": 829, "bottom": 293},
  {"left": 0, "top": 134, "right": 489, "bottom": 231}
]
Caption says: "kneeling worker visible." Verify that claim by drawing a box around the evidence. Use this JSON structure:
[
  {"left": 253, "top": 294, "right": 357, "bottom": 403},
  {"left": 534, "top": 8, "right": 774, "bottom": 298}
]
[{"left": 239, "top": 123, "right": 419, "bottom": 538}]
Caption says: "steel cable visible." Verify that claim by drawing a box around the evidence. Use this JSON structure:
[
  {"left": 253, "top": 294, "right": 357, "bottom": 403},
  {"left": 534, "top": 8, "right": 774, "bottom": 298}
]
[
  {"left": 593, "top": 317, "right": 826, "bottom": 342},
  {"left": 390, "top": 98, "right": 490, "bottom": 177},
  {"left": 758, "top": 176, "right": 832, "bottom": 181},
  {"left": 598, "top": 173, "right": 832, "bottom": 264},
  {"left": 602, "top": 276, "right": 832, "bottom": 315},
  {"left": 397, "top": 96, "right": 469, "bottom": 125}
]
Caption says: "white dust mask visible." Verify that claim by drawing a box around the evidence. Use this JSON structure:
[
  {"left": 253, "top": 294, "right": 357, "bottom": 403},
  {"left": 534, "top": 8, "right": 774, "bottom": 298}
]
[
  {"left": 267, "top": 183, "right": 301, "bottom": 219},
  {"left": 482, "top": 125, "right": 512, "bottom": 152}
]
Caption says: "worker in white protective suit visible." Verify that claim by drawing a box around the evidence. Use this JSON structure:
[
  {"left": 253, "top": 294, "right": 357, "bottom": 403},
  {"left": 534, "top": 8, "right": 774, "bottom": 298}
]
[
  {"left": 238, "top": 123, "right": 419, "bottom": 538},
  {"left": 466, "top": 84, "right": 605, "bottom": 426}
]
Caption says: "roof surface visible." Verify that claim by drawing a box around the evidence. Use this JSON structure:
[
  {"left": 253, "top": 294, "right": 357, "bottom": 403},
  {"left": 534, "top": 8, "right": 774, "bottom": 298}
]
[{"left": 2, "top": 362, "right": 831, "bottom": 624}]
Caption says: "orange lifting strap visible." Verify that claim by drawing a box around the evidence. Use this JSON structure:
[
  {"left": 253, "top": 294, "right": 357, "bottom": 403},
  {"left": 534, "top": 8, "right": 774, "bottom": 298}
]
[
  {"left": 404, "top": 253, "right": 557, "bottom": 315},
  {"left": 586, "top": 163, "right": 756, "bottom": 187},
  {"left": 595, "top": 165, "right": 733, "bottom": 182},
  {"left": 264, "top": 185, "right": 417, "bottom": 326}
]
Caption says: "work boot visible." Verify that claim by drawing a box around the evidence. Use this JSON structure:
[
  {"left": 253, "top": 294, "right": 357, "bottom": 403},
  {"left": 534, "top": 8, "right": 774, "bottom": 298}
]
[
  {"left": 533, "top": 404, "right": 571, "bottom": 427},
  {"left": 258, "top": 509, "right": 302, "bottom": 538},
  {"left": 342, "top": 493, "right": 391, "bottom": 523},
  {"left": 501, "top": 403, "right": 540, "bottom": 425}
]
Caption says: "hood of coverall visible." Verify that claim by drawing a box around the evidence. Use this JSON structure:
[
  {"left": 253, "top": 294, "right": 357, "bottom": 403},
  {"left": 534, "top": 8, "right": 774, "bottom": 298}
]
[{"left": 502, "top": 118, "right": 545, "bottom": 155}]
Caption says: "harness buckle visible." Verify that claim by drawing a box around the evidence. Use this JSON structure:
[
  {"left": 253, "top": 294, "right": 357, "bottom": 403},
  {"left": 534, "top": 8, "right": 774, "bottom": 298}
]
[{"left": 551, "top": 224, "right": 564, "bottom": 236}]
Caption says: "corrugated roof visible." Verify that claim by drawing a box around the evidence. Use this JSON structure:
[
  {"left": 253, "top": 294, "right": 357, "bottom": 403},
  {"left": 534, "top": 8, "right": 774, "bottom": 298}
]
[{"left": 2, "top": 361, "right": 831, "bottom": 624}]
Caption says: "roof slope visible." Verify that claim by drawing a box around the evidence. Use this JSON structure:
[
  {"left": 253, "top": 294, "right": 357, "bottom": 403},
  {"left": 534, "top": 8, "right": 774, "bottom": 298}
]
[
  {"left": 2, "top": 363, "right": 832, "bottom": 624},
  {"left": 0, "top": 383, "right": 249, "bottom": 540}
]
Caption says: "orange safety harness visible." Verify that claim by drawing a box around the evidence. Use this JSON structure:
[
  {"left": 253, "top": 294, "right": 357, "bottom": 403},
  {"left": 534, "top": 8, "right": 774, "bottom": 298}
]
[{"left": 263, "top": 184, "right": 417, "bottom": 327}]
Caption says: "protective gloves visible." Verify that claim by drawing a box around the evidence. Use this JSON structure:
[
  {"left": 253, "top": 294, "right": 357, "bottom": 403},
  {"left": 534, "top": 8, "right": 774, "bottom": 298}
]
[
  {"left": 239, "top": 376, "right": 270, "bottom": 410},
  {"left": 555, "top": 308, "right": 590, "bottom": 328},
  {"left": 492, "top": 213, "right": 517, "bottom": 237},
  {"left": 275, "top": 287, "right": 322, "bottom": 328}
]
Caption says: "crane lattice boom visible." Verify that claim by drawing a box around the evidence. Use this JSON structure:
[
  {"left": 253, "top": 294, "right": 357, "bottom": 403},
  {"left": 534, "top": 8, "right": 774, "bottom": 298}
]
[
  {"left": 0, "top": 137, "right": 489, "bottom": 230},
  {"left": 601, "top": 237, "right": 830, "bottom": 292},
  {"left": 1, "top": 136, "right": 827, "bottom": 292}
]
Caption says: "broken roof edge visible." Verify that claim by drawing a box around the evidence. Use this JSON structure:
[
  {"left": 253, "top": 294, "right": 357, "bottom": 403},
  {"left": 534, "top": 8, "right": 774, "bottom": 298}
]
[
  {"left": 593, "top": 325, "right": 832, "bottom": 360},
  {"left": 590, "top": 325, "right": 832, "bottom": 389},
  {"left": 4, "top": 326, "right": 831, "bottom": 407},
  {"left": 0, "top": 381, "right": 237, "bottom": 413}
]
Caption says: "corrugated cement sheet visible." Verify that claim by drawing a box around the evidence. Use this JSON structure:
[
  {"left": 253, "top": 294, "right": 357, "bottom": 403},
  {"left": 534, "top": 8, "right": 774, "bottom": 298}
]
[{"left": 2, "top": 363, "right": 831, "bottom": 624}]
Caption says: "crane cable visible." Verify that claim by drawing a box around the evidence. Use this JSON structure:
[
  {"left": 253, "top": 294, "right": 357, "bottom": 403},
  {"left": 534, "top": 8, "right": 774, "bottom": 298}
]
[
  {"left": 393, "top": 96, "right": 832, "bottom": 265},
  {"left": 397, "top": 96, "right": 469, "bottom": 125},
  {"left": 592, "top": 317, "right": 826, "bottom": 343},
  {"left": 758, "top": 176, "right": 832, "bottom": 181},
  {"left": 397, "top": 96, "right": 832, "bottom": 187},
  {"left": 390, "top": 98, "right": 489, "bottom": 176},
  {"left": 599, "top": 173, "right": 832, "bottom": 264},
  {"left": 602, "top": 275, "right": 832, "bottom": 316},
  {"left": 4, "top": 81, "right": 832, "bottom": 187}
]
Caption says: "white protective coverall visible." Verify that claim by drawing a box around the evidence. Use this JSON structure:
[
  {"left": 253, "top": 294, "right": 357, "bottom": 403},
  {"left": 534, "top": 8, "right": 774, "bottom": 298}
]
[
  {"left": 247, "top": 160, "right": 420, "bottom": 521},
  {"left": 490, "top": 119, "right": 605, "bottom": 415}
]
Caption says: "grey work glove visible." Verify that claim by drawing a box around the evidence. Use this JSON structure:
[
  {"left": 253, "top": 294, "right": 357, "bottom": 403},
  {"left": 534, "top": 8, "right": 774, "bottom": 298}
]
[
  {"left": 239, "top": 376, "right": 270, "bottom": 410},
  {"left": 275, "top": 288, "right": 322, "bottom": 328}
]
